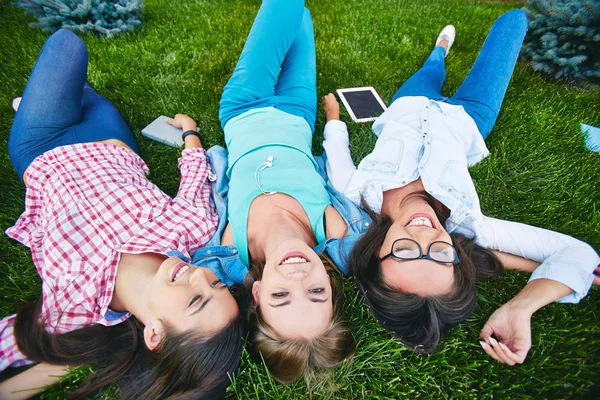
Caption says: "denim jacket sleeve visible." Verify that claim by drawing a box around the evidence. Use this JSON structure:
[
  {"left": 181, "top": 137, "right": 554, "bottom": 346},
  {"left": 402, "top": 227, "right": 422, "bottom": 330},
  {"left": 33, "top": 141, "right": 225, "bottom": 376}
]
[
  {"left": 313, "top": 152, "right": 371, "bottom": 276},
  {"left": 477, "top": 216, "right": 599, "bottom": 303}
]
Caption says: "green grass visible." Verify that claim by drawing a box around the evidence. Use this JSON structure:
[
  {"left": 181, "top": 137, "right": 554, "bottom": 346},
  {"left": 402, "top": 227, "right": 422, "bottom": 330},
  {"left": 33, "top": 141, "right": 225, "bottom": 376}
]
[{"left": 1, "top": 0, "right": 599, "bottom": 398}]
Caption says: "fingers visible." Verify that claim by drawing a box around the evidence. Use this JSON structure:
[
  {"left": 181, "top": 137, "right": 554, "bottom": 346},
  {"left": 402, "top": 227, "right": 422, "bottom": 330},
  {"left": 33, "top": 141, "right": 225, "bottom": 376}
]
[
  {"left": 480, "top": 324, "right": 494, "bottom": 341},
  {"left": 165, "top": 117, "right": 181, "bottom": 128},
  {"left": 480, "top": 338, "right": 526, "bottom": 366},
  {"left": 593, "top": 266, "right": 600, "bottom": 286}
]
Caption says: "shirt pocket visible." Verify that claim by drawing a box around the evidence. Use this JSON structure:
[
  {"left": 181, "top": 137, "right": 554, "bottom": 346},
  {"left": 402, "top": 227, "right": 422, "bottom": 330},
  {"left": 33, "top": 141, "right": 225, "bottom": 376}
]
[
  {"left": 359, "top": 139, "right": 403, "bottom": 176},
  {"left": 438, "top": 160, "right": 476, "bottom": 208}
]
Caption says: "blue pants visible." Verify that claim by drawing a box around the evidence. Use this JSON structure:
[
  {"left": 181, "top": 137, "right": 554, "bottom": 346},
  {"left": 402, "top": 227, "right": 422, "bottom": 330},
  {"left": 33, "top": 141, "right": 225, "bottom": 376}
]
[
  {"left": 8, "top": 29, "right": 138, "bottom": 180},
  {"left": 392, "top": 9, "right": 528, "bottom": 139},
  {"left": 219, "top": 0, "right": 317, "bottom": 132}
]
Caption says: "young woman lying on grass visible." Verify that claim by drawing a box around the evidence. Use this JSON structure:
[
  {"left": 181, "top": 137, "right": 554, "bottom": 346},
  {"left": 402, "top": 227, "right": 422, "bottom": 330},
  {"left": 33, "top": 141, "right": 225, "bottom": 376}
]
[
  {"left": 321, "top": 9, "right": 600, "bottom": 364},
  {"left": 216, "top": 0, "right": 367, "bottom": 383},
  {"left": 0, "top": 30, "right": 246, "bottom": 399}
]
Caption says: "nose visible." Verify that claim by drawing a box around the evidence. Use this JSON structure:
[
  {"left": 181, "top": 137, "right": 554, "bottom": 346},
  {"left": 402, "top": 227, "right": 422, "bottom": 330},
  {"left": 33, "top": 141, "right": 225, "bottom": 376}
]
[
  {"left": 189, "top": 266, "right": 207, "bottom": 287},
  {"left": 409, "top": 228, "right": 440, "bottom": 248},
  {"left": 285, "top": 270, "right": 309, "bottom": 281}
]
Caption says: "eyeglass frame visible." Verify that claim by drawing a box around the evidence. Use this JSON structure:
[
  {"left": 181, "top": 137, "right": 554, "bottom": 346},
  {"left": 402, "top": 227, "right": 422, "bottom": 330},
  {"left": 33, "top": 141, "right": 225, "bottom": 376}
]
[{"left": 379, "top": 238, "right": 460, "bottom": 265}]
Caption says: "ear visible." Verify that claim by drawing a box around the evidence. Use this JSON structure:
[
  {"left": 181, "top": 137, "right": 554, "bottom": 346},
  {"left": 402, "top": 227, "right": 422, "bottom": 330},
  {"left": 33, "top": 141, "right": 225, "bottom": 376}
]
[
  {"left": 251, "top": 281, "right": 261, "bottom": 309},
  {"left": 143, "top": 319, "right": 165, "bottom": 351}
]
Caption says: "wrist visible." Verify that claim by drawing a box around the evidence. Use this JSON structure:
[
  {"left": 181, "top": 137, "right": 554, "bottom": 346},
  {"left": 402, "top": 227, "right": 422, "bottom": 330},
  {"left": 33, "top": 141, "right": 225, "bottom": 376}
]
[{"left": 326, "top": 114, "right": 340, "bottom": 122}]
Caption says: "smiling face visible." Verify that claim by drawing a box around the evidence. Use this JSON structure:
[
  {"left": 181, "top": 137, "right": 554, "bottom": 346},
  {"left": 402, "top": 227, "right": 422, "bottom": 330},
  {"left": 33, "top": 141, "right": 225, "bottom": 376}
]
[
  {"left": 145, "top": 257, "right": 239, "bottom": 339},
  {"left": 379, "top": 198, "right": 455, "bottom": 297},
  {"left": 252, "top": 239, "right": 333, "bottom": 340}
]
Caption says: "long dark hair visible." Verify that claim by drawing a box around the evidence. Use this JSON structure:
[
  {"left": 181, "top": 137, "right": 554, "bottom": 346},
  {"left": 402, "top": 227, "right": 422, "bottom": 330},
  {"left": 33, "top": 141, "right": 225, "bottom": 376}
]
[
  {"left": 14, "top": 289, "right": 248, "bottom": 399},
  {"left": 245, "top": 254, "right": 355, "bottom": 384},
  {"left": 349, "top": 193, "right": 503, "bottom": 354}
]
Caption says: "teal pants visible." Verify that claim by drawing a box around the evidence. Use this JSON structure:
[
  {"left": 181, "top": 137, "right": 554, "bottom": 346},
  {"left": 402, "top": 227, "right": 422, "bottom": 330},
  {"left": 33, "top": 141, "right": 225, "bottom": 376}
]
[{"left": 219, "top": 0, "right": 317, "bottom": 132}]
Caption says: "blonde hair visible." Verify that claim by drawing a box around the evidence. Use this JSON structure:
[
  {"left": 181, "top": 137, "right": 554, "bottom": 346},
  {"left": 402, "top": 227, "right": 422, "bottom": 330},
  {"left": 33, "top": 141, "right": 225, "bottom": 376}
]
[{"left": 246, "top": 254, "right": 355, "bottom": 383}]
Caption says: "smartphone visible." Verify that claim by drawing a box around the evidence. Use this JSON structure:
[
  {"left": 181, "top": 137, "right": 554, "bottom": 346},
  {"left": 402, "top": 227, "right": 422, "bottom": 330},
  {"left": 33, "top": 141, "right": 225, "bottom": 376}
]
[
  {"left": 141, "top": 115, "right": 185, "bottom": 147},
  {"left": 336, "top": 87, "right": 387, "bottom": 123}
]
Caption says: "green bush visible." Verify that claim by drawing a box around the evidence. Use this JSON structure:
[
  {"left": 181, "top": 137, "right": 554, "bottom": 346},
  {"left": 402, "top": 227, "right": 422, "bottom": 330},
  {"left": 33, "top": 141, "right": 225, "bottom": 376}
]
[
  {"left": 521, "top": 0, "right": 600, "bottom": 82},
  {"left": 13, "top": 0, "right": 143, "bottom": 38}
]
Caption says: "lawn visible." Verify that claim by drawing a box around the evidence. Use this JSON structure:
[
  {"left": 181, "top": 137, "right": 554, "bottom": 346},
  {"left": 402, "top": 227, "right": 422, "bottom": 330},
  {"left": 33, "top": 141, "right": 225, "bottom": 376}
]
[{"left": 0, "top": 0, "right": 599, "bottom": 398}]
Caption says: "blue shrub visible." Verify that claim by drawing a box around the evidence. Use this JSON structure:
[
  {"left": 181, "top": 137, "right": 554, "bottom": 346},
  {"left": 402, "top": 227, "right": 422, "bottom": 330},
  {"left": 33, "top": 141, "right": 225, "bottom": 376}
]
[
  {"left": 521, "top": 0, "right": 600, "bottom": 82},
  {"left": 14, "top": 0, "right": 143, "bottom": 38}
]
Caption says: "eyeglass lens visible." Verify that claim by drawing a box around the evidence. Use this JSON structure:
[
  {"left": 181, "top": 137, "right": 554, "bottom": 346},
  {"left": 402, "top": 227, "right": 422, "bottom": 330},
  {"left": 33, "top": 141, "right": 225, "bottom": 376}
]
[{"left": 393, "top": 239, "right": 456, "bottom": 263}]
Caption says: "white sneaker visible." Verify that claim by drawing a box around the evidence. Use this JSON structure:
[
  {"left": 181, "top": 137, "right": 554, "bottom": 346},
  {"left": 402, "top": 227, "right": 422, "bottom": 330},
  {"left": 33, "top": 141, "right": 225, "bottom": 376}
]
[
  {"left": 12, "top": 97, "right": 22, "bottom": 112},
  {"left": 435, "top": 25, "right": 456, "bottom": 58}
]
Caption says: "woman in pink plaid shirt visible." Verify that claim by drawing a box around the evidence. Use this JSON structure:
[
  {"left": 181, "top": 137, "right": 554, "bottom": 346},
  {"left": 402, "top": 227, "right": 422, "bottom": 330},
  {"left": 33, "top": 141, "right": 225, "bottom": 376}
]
[{"left": 0, "top": 30, "right": 246, "bottom": 399}]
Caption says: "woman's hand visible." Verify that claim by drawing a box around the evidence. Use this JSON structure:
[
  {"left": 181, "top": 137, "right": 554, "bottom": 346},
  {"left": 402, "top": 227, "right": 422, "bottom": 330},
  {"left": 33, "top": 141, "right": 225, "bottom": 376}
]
[
  {"left": 166, "top": 114, "right": 202, "bottom": 149},
  {"left": 166, "top": 114, "right": 197, "bottom": 132},
  {"left": 479, "top": 303, "right": 532, "bottom": 365},
  {"left": 322, "top": 93, "right": 340, "bottom": 122},
  {"left": 594, "top": 265, "right": 600, "bottom": 286}
]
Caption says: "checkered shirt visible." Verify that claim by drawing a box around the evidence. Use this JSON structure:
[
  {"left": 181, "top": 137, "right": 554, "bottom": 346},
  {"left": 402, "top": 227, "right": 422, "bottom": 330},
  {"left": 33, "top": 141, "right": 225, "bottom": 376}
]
[{"left": 0, "top": 143, "right": 217, "bottom": 372}]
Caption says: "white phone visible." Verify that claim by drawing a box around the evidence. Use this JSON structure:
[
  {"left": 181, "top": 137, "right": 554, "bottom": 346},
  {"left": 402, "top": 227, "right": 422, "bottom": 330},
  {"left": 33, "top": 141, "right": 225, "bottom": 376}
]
[
  {"left": 141, "top": 115, "right": 187, "bottom": 147},
  {"left": 336, "top": 86, "right": 387, "bottom": 123}
]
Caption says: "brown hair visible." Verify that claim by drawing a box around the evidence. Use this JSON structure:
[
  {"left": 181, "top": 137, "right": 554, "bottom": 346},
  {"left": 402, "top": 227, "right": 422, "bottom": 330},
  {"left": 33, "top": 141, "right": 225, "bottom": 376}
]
[
  {"left": 245, "top": 254, "right": 355, "bottom": 383},
  {"left": 349, "top": 194, "right": 503, "bottom": 354},
  {"left": 14, "top": 289, "right": 248, "bottom": 399}
]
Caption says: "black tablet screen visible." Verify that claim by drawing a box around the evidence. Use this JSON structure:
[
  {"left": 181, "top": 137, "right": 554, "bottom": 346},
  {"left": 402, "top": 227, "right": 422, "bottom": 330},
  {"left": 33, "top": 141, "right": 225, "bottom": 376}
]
[{"left": 342, "top": 90, "right": 385, "bottom": 119}]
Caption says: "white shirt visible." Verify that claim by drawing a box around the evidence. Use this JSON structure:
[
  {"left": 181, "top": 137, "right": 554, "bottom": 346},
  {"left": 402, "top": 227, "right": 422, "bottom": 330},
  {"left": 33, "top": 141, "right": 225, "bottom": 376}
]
[{"left": 323, "top": 96, "right": 598, "bottom": 303}]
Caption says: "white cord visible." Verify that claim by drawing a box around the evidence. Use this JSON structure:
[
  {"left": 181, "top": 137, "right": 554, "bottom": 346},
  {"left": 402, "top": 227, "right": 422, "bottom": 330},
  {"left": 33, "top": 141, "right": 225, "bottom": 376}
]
[{"left": 254, "top": 155, "right": 277, "bottom": 195}]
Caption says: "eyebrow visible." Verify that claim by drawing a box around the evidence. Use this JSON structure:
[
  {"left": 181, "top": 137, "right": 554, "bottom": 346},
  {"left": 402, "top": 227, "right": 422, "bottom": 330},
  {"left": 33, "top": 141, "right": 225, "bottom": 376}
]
[
  {"left": 192, "top": 296, "right": 212, "bottom": 315},
  {"left": 269, "top": 298, "right": 329, "bottom": 308}
]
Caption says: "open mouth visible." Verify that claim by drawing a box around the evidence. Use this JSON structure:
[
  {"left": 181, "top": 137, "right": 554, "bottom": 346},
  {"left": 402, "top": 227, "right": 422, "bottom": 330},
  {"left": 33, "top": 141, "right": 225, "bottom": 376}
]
[
  {"left": 279, "top": 252, "right": 309, "bottom": 266},
  {"left": 171, "top": 262, "right": 190, "bottom": 282},
  {"left": 405, "top": 213, "right": 435, "bottom": 229}
]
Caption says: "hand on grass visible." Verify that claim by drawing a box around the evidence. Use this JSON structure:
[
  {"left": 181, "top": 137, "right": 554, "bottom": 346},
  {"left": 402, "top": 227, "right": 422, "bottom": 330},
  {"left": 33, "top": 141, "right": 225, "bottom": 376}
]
[
  {"left": 480, "top": 303, "right": 532, "bottom": 366},
  {"left": 593, "top": 266, "right": 600, "bottom": 286},
  {"left": 323, "top": 93, "right": 340, "bottom": 122}
]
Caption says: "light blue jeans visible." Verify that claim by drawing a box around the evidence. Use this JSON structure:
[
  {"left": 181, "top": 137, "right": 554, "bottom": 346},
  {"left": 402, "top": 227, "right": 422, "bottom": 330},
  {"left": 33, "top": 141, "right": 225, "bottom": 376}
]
[
  {"left": 219, "top": 0, "right": 317, "bottom": 132},
  {"left": 392, "top": 9, "right": 528, "bottom": 139}
]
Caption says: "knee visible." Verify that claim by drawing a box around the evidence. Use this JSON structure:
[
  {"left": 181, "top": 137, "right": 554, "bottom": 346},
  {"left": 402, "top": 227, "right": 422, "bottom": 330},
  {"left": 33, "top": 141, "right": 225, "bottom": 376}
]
[
  {"left": 496, "top": 9, "right": 528, "bottom": 34},
  {"left": 46, "top": 29, "right": 87, "bottom": 57}
]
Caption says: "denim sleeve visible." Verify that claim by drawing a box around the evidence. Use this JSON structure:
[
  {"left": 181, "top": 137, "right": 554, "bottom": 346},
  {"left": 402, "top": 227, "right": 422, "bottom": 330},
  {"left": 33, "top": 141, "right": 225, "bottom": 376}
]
[
  {"left": 322, "top": 120, "right": 357, "bottom": 192},
  {"left": 478, "top": 216, "right": 599, "bottom": 303}
]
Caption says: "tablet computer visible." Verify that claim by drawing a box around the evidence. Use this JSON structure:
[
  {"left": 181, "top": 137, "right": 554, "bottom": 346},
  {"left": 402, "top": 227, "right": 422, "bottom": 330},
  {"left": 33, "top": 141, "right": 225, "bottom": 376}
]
[
  {"left": 336, "top": 87, "right": 387, "bottom": 123},
  {"left": 141, "top": 115, "right": 185, "bottom": 147}
]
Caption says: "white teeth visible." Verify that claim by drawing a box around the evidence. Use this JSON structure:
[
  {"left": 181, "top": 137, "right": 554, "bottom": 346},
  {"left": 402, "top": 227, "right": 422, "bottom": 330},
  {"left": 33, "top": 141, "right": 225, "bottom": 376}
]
[
  {"left": 173, "top": 265, "right": 190, "bottom": 282},
  {"left": 407, "top": 217, "right": 433, "bottom": 228},
  {"left": 281, "top": 256, "right": 308, "bottom": 265}
]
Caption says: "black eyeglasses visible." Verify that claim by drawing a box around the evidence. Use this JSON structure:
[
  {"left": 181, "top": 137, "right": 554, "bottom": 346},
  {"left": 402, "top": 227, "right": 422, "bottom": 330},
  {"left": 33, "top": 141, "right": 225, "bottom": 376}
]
[{"left": 380, "top": 238, "right": 459, "bottom": 264}]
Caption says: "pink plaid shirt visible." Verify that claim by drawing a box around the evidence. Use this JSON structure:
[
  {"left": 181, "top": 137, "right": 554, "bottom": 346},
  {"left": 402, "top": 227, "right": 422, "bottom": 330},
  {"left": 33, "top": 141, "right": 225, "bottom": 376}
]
[{"left": 0, "top": 143, "right": 218, "bottom": 372}]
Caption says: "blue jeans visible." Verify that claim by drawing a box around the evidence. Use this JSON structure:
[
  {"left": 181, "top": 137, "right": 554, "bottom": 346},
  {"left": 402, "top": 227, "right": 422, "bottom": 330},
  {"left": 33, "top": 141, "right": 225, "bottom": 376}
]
[
  {"left": 8, "top": 29, "right": 138, "bottom": 180},
  {"left": 392, "top": 9, "right": 528, "bottom": 139},
  {"left": 219, "top": 0, "right": 317, "bottom": 132}
]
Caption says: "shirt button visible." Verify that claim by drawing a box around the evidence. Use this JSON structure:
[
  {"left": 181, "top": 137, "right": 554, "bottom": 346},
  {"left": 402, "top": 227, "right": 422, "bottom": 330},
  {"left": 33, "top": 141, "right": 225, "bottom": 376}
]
[
  {"left": 419, "top": 166, "right": 423, "bottom": 169},
  {"left": 207, "top": 250, "right": 212, "bottom": 255},
  {"left": 107, "top": 282, "right": 114, "bottom": 289},
  {"left": 463, "top": 194, "right": 467, "bottom": 198},
  {"left": 386, "top": 164, "right": 390, "bottom": 168},
  {"left": 423, "top": 119, "right": 427, "bottom": 122},
  {"left": 448, "top": 188, "right": 453, "bottom": 192},
  {"left": 371, "top": 162, "right": 375, "bottom": 166},
  {"left": 232, "top": 249, "right": 237, "bottom": 254},
  {"left": 365, "top": 222, "right": 370, "bottom": 227},
  {"left": 114, "top": 243, "right": 121, "bottom": 249},
  {"left": 427, "top": 141, "right": 431, "bottom": 145},
  {"left": 402, "top": 181, "right": 406, "bottom": 184}
]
